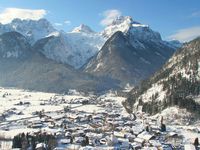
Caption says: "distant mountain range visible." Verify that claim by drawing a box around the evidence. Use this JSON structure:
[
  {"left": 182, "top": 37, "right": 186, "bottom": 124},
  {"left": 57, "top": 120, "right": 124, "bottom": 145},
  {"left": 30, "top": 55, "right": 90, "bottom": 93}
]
[
  {"left": 0, "top": 16, "right": 182, "bottom": 93},
  {"left": 125, "top": 37, "right": 200, "bottom": 116}
]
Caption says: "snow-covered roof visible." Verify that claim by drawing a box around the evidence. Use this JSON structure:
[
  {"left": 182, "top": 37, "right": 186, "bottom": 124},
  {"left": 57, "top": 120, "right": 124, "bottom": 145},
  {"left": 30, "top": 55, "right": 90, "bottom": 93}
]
[
  {"left": 134, "top": 137, "right": 145, "bottom": 143},
  {"left": 36, "top": 143, "right": 46, "bottom": 149},
  {"left": 137, "top": 131, "right": 155, "bottom": 141}
]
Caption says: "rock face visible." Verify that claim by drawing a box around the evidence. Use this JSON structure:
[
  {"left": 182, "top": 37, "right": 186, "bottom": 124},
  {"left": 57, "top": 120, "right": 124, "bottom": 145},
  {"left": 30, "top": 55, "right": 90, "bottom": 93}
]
[
  {"left": 125, "top": 37, "right": 200, "bottom": 116},
  {"left": 0, "top": 32, "right": 118, "bottom": 93}
]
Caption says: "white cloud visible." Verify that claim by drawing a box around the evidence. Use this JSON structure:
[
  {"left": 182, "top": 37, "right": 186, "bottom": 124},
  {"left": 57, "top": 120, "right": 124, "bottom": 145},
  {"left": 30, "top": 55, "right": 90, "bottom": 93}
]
[
  {"left": 54, "top": 23, "right": 63, "bottom": 26},
  {"left": 0, "top": 8, "right": 46, "bottom": 24},
  {"left": 168, "top": 26, "right": 200, "bottom": 42},
  {"left": 64, "top": 20, "right": 71, "bottom": 25},
  {"left": 100, "top": 9, "right": 121, "bottom": 26}
]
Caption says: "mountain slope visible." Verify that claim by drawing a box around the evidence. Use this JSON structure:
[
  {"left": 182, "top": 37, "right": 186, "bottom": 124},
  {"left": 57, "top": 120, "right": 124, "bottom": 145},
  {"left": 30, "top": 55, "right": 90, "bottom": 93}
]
[
  {"left": 83, "top": 31, "right": 149, "bottom": 86},
  {"left": 0, "top": 31, "right": 32, "bottom": 58},
  {"left": 125, "top": 38, "right": 200, "bottom": 116},
  {"left": 0, "top": 32, "right": 118, "bottom": 93},
  {"left": 34, "top": 29, "right": 105, "bottom": 68}
]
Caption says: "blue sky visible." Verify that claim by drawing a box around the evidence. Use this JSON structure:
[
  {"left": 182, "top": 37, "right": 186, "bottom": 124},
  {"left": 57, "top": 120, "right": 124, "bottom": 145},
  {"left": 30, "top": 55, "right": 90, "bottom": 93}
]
[{"left": 0, "top": 0, "right": 200, "bottom": 41}]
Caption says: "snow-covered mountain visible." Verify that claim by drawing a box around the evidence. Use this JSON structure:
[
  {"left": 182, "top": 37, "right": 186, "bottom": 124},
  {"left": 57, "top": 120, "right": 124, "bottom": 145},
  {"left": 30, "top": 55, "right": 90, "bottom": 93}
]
[
  {"left": 101, "top": 16, "right": 161, "bottom": 41},
  {"left": 0, "top": 18, "right": 56, "bottom": 44},
  {"left": 101, "top": 16, "right": 183, "bottom": 49},
  {"left": 83, "top": 16, "right": 176, "bottom": 87},
  {"left": 72, "top": 24, "right": 94, "bottom": 33},
  {"left": 34, "top": 26, "right": 105, "bottom": 68},
  {"left": 125, "top": 37, "right": 200, "bottom": 116}
]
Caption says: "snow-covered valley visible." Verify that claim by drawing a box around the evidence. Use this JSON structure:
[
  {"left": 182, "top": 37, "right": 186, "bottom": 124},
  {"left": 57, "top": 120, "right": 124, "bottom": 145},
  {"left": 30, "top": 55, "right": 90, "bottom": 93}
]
[{"left": 0, "top": 87, "right": 199, "bottom": 149}]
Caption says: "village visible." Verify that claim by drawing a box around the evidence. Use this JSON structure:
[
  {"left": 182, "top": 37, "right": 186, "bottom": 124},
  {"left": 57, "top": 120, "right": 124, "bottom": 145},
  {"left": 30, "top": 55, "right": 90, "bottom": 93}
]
[{"left": 0, "top": 87, "right": 199, "bottom": 150}]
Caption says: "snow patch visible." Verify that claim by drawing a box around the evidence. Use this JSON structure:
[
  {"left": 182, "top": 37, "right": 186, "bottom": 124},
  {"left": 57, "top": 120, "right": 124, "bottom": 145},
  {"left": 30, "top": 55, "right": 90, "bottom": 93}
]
[{"left": 94, "top": 62, "right": 103, "bottom": 71}]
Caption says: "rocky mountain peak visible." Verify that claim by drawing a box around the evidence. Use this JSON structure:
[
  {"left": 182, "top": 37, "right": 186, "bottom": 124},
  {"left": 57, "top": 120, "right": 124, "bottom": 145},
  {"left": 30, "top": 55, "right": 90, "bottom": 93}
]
[
  {"left": 72, "top": 24, "right": 94, "bottom": 33},
  {"left": 101, "top": 15, "right": 161, "bottom": 42},
  {"left": 0, "top": 18, "right": 57, "bottom": 44},
  {"left": 110, "top": 16, "right": 133, "bottom": 26}
]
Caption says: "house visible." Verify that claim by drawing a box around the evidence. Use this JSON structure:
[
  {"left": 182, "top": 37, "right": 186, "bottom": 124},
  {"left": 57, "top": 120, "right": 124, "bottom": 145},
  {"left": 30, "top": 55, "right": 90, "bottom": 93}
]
[
  {"left": 51, "top": 114, "right": 65, "bottom": 121},
  {"left": 114, "top": 131, "right": 124, "bottom": 138},
  {"left": 30, "top": 120, "right": 43, "bottom": 128},
  {"left": 131, "top": 142, "right": 142, "bottom": 150},
  {"left": 48, "top": 122, "right": 55, "bottom": 128},
  {"left": 125, "top": 133, "right": 136, "bottom": 142},
  {"left": 137, "top": 131, "right": 155, "bottom": 142},
  {"left": 61, "top": 144, "right": 80, "bottom": 150},
  {"left": 54, "top": 148, "right": 65, "bottom": 150},
  {"left": 149, "top": 140, "right": 162, "bottom": 147},
  {"left": 74, "top": 136, "right": 84, "bottom": 144},
  {"left": 117, "top": 138, "right": 130, "bottom": 149},
  {"left": 134, "top": 137, "right": 145, "bottom": 145},
  {"left": 60, "top": 139, "right": 71, "bottom": 144}
]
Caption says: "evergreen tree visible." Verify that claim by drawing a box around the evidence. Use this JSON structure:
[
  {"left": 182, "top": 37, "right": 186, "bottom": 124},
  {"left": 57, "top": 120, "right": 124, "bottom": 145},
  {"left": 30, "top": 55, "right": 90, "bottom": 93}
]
[
  {"left": 161, "top": 124, "right": 166, "bottom": 132},
  {"left": 194, "top": 137, "right": 199, "bottom": 147}
]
